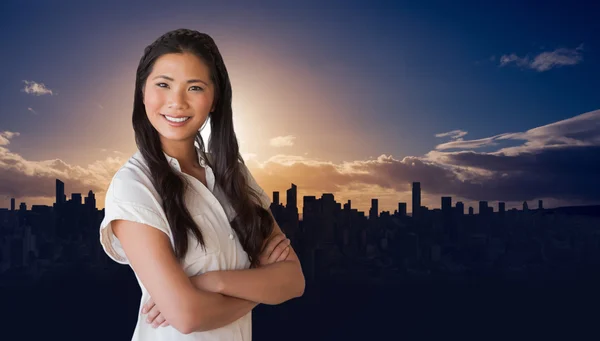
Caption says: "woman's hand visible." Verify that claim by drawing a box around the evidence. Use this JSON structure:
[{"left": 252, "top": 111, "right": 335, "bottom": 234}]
[
  {"left": 142, "top": 272, "right": 222, "bottom": 328},
  {"left": 258, "top": 233, "right": 291, "bottom": 267},
  {"left": 142, "top": 297, "right": 169, "bottom": 328}
]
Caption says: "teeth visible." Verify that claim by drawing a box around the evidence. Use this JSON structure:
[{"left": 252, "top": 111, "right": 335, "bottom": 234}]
[{"left": 164, "top": 115, "right": 190, "bottom": 123}]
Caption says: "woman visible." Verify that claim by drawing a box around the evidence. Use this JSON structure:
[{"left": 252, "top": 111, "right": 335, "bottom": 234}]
[{"left": 99, "top": 28, "right": 305, "bottom": 340}]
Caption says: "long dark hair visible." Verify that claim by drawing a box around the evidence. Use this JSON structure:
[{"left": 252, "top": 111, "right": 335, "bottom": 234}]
[{"left": 132, "top": 28, "right": 274, "bottom": 268}]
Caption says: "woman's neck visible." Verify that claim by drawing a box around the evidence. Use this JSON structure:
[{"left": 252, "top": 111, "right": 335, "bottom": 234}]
[{"left": 161, "top": 139, "right": 200, "bottom": 170}]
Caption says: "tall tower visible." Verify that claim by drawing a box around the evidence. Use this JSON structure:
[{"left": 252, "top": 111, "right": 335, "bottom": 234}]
[
  {"left": 369, "top": 198, "right": 379, "bottom": 219},
  {"left": 56, "top": 179, "right": 66, "bottom": 206},
  {"left": 286, "top": 183, "right": 297, "bottom": 210},
  {"left": 412, "top": 182, "right": 421, "bottom": 218}
]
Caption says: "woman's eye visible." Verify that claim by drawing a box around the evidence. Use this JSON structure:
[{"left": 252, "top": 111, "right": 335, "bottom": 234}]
[{"left": 155, "top": 83, "right": 202, "bottom": 91}]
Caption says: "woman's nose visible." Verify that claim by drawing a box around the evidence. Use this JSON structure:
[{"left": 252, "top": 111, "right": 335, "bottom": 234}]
[{"left": 167, "top": 92, "right": 187, "bottom": 109}]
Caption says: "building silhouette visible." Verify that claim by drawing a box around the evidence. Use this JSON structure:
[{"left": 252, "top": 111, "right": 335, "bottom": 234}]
[
  {"left": 441, "top": 197, "right": 452, "bottom": 213},
  {"left": 55, "top": 179, "right": 66, "bottom": 207},
  {"left": 455, "top": 201, "right": 464, "bottom": 215},
  {"left": 2, "top": 175, "right": 599, "bottom": 297},
  {"left": 369, "top": 199, "right": 379, "bottom": 220},
  {"left": 412, "top": 182, "right": 421, "bottom": 218},
  {"left": 398, "top": 202, "right": 407, "bottom": 216}
]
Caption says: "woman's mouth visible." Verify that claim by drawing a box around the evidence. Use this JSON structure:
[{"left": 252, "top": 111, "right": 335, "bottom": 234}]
[{"left": 161, "top": 114, "right": 191, "bottom": 126}]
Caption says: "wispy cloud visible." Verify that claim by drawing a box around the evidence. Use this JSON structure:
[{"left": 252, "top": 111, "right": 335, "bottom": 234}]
[
  {"left": 22, "top": 80, "right": 54, "bottom": 96},
  {"left": 435, "top": 133, "right": 508, "bottom": 150},
  {"left": 269, "top": 135, "right": 296, "bottom": 147},
  {"left": 435, "top": 109, "right": 600, "bottom": 153},
  {"left": 499, "top": 44, "right": 584, "bottom": 72},
  {"left": 435, "top": 130, "right": 468, "bottom": 140},
  {"left": 27, "top": 107, "right": 38, "bottom": 115}
]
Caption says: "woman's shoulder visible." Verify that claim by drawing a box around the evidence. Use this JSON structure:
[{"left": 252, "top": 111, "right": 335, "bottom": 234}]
[
  {"left": 109, "top": 151, "right": 150, "bottom": 183},
  {"left": 106, "top": 150, "right": 161, "bottom": 208}
]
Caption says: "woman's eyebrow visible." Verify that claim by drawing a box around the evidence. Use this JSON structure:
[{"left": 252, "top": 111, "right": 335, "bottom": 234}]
[{"left": 152, "top": 75, "right": 208, "bottom": 86}]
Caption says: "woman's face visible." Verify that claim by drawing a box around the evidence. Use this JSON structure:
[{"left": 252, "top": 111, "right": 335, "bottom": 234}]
[{"left": 143, "top": 52, "right": 215, "bottom": 143}]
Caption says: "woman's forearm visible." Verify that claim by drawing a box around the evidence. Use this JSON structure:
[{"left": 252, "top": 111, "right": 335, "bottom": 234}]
[
  {"left": 213, "top": 260, "right": 305, "bottom": 305},
  {"left": 185, "top": 276, "right": 258, "bottom": 333}
]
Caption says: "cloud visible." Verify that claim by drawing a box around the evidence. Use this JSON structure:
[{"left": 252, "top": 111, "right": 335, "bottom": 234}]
[
  {"left": 3, "top": 109, "right": 599, "bottom": 212},
  {"left": 28, "top": 107, "right": 38, "bottom": 115},
  {"left": 436, "top": 109, "right": 600, "bottom": 153},
  {"left": 425, "top": 109, "right": 600, "bottom": 202},
  {"left": 435, "top": 133, "right": 507, "bottom": 150},
  {"left": 0, "top": 131, "right": 20, "bottom": 146},
  {"left": 0, "top": 136, "right": 126, "bottom": 201},
  {"left": 435, "top": 130, "right": 468, "bottom": 140},
  {"left": 269, "top": 135, "right": 296, "bottom": 147},
  {"left": 22, "top": 80, "right": 54, "bottom": 96},
  {"left": 499, "top": 44, "right": 584, "bottom": 72},
  {"left": 242, "top": 153, "right": 258, "bottom": 162},
  {"left": 248, "top": 109, "right": 600, "bottom": 211}
]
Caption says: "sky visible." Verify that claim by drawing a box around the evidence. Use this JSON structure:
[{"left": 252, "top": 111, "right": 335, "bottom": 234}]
[{"left": 1, "top": 0, "right": 599, "bottom": 214}]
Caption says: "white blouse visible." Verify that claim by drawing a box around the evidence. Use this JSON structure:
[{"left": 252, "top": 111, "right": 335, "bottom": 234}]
[{"left": 99, "top": 146, "right": 271, "bottom": 341}]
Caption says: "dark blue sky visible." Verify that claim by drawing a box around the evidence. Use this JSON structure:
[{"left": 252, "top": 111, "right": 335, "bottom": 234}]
[{"left": 1, "top": 0, "right": 598, "bottom": 212}]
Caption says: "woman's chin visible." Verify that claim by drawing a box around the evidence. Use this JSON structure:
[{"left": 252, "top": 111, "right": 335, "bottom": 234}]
[{"left": 158, "top": 129, "right": 199, "bottom": 142}]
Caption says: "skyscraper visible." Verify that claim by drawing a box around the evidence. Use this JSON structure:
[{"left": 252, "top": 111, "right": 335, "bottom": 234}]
[
  {"left": 10, "top": 198, "right": 15, "bottom": 211},
  {"left": 85, "top": 190, "right": 96, "bottom": 210},
  {"left": 72, "top": 193, "right": 82, "bottom": 205},
  {"left": 273, "top": 191, "right": 279, "bottom": 206},
  {"left": 412, "top": 182, "right": 421, "bottom": 218},
  {"left": 479, "top": 201, "right": 488, "bottom": 215},
  {"left": 286, "top": 183, "right": 297, "bottom": 210},
  {"left": 398, "top": 202, "right": 407, "bottom": 216},
  {"left": 56, "top": 179, "right": 66, "bottom": 206},
  {"left": 441, "top": 196, "right": 452, "bottom": 212},
  {"left": 369, "top": 198, "right": 378, "bottom": 220},
  {"left": 455, "top": 201, "right": 464, "bottom": 215}
]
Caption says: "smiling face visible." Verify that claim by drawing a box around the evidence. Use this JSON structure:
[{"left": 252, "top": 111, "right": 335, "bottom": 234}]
[{"left": 143, "top": 52, "right": 215, "bottom": 145}]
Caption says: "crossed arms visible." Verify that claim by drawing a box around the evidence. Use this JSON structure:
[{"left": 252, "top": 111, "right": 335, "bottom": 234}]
[{"left": 112, "top": 210, "right": 305, "bottom": 335}]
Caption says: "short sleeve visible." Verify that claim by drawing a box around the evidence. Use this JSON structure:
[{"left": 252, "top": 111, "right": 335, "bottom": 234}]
[
  {"left": 99, "top": 175, "right": 173, "bottom": 265},
  {"left": 242, "top": 162, "right": 271, "bottom": 210}
]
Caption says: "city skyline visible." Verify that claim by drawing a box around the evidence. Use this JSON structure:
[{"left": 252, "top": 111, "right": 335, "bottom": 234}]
[
  {"left": 0, "top": 177, "right": 583, "bottom": 217},
  {"left": 1, "top": 1, "right": 599, "bottom": 216}
]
